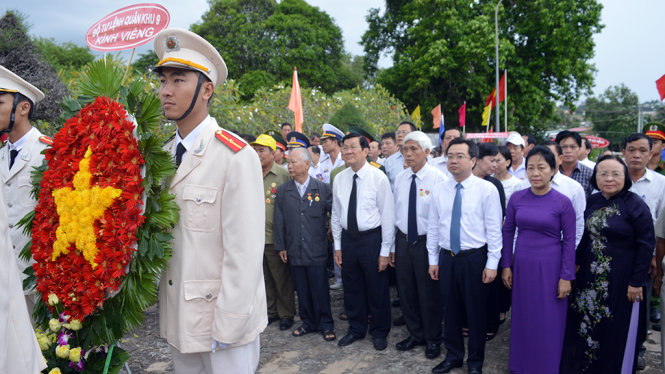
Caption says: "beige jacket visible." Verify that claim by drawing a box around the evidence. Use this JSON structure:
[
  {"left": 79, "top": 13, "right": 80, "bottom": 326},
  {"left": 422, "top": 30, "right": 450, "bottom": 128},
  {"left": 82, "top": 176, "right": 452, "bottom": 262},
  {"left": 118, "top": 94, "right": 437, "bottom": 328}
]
[
  {"left": 159, "top": 117, "right": 267, "bottom": 353},
  {"left": 0, "top": 127, "right": 48, "bottom": 291},
  {"left": 0, "top": 183, "right": 46, "bottom": 373}
]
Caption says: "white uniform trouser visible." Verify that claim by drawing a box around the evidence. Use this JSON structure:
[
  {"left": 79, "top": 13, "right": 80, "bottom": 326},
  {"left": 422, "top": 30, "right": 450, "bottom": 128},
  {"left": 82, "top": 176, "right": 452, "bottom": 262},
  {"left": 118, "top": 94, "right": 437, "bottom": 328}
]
[{"left": 171, "top": 336, "right": 260, "bottom": 374}]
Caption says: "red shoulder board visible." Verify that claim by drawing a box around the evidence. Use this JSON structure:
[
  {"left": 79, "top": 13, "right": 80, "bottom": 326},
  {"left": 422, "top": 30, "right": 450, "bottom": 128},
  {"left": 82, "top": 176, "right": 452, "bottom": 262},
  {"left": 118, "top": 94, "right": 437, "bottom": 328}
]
[
  {"left": 39, "top": 136, "right": 53, "bottom": 145},
  {"left": 215, "top": 130, "right": 246, "bottom": 153}
]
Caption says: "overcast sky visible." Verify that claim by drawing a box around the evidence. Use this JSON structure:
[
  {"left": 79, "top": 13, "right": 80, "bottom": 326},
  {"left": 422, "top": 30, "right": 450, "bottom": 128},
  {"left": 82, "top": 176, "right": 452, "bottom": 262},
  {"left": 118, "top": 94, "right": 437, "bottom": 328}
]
[{"left": 2, "top": 0, "right": 664, "bottom": 103}]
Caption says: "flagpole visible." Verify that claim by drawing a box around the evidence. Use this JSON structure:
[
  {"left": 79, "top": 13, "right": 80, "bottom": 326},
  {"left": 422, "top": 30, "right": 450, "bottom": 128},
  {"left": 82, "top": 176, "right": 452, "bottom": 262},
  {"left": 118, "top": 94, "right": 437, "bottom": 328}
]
[
  {"left": 495, "top": 0, "right": 502, "bottom": 135},
  {"left": 462, "top": 101, "right": 466, "bottom": 136},
  {"left": 504, "top": 68, "right": 508, "bottom": 132}
]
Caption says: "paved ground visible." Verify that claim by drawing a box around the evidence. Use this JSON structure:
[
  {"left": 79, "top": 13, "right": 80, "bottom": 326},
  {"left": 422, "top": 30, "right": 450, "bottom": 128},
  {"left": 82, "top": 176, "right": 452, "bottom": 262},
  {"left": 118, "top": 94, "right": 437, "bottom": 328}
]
[{"left": 120, "top": 288, "right": 663, "bottom": 373}]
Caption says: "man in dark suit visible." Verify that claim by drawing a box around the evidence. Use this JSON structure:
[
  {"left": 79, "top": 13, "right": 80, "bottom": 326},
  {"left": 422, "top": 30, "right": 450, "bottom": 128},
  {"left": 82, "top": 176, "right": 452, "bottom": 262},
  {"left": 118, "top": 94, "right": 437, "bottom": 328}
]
[{"left": 274, "top": 147, "right": 335, "bottom": 341}]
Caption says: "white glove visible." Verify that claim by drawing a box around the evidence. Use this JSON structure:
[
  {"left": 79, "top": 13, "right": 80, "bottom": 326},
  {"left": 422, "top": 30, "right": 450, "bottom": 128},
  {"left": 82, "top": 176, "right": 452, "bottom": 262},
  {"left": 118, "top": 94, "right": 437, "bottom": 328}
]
[{"left": 211, "top": 340, "right": 229, "bottom": 353}]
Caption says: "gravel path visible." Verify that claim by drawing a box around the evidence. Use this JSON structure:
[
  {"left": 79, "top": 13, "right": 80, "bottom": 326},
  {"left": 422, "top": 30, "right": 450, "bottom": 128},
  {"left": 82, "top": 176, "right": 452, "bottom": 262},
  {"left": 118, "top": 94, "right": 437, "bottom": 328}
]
[{"left": 120, "top": 288, "right": 663, "bottom": 373}]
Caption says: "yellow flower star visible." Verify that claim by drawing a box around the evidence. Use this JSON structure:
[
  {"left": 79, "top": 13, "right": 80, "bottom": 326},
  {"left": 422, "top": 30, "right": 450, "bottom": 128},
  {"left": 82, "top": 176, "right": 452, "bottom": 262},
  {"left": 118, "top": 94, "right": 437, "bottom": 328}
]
[{"left": 51, "top": 146, "right": 122, "bottom": 267}]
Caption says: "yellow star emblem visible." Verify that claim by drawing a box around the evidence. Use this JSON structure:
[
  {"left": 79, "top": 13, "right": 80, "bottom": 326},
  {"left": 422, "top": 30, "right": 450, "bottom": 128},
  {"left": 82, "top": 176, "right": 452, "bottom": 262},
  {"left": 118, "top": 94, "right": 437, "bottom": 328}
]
[{"left": 51, "top": 146, "right": 122, "bottom": 267}]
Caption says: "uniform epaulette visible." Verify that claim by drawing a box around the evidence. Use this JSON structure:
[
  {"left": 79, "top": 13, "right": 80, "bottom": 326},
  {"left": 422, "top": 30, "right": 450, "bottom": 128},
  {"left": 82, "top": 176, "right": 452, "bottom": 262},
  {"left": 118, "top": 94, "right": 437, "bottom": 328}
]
[
  {"left": 215, "top": 129, "right": 246, "bottom": 153},
  {"left": 38, "top": 135, "right": 53, "bottom": 145},
  {"left": 0, "top": 140, "right": 5, "bottom": 149},
  {"left": 370, "top": 161, "right": 381, "bottom": 168}
]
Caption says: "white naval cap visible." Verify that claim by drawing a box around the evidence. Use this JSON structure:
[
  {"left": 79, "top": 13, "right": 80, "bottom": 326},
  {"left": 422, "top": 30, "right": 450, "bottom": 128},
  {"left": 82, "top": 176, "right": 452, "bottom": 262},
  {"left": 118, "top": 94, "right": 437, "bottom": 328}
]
[
  {"left": 0, "top": 65, "right": 45, "bottom": 104},
  {"left": 321, "top": 123, "right": 344, "bottom": 141},
  {"left": 153, "top": 28, "right": 228, "bottom": 86}
]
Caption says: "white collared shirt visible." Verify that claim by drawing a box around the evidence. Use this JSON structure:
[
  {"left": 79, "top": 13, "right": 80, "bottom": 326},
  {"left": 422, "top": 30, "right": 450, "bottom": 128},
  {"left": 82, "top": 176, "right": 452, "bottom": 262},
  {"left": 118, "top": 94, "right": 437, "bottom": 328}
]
[
  {"left": 551, "top": 172, "right": 586, "bottom": 247},
  {"left": 428, "top": 156, "right": 453, "bottom": 178},
  {"left": 426, "top": 174, "right": 503, "bottom": 269},
  {"left": 7, "top": 127, "right": 37, "bottom": 154},
  {"left": 320, "top": 151, "right": 344, "bottom": 184},
  {"left": 331, "top": 161, "right": 395, "bottom": 256},
  {"left": 518, "top": 172, "right": 586, "bottom": 247},
  {"left": 509, "top": 157, "right": 526, "bottom": 180},
  {"left": 175, "top": 115, "right": 211, "bottom": 160},
  {"left": 394, "top": 164, "right": 448, "bottom": 236},
  {"left": 499, "top": 174, "right": 524, "bottom": 205},
  {"left": 630, "top": 168, "right": 665, "bottom": 223},
  {"left": 384, "top": 151, "right": 405, "bottom": 188},
  {"left": 579, "top": 157, "right": 596, "bottom": 169},
  {"left": 294, "top": 176, "right": 311, "bottom": 197}
]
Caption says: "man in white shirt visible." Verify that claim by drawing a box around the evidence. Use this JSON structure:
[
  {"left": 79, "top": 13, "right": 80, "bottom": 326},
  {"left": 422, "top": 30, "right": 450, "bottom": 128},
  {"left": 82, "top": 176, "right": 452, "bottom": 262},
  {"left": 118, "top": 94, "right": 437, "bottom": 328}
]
[
  {"left": 319, "top": 123, "right": 344, "bottom": 184},
  {"left": 541, "top": 141, "right": 587, "bottom": 247},
  {"left": 506, "top": 131, "right": 526, "bottom": 180},
  {"left": 0, "top": 66, "right": 50, "bottom": 318},
  {"left": 427, "top": 138, "right": 502, "bottom": 374},
  {"left": 332, "top": 133, "right": 395, "bottom": 351},
  {"left": 384, "top": 121, "right": 416, "bottom": 188},
  {"left": 393, "top": 131, "right": 447, "bottom": 359},
  {"left": 578, "top": 137, "right": 596, "bottom": 169},
  {"left": 429, "top": 127, "right": 460, "bottom": 178}
]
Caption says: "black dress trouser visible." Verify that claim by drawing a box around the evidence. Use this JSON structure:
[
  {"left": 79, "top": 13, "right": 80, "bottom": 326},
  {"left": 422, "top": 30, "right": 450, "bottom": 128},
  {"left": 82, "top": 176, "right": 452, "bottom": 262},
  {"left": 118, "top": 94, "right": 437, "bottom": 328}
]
[
  {"left": 395, "top": 231, "right": 442, "bottom": 344},
  {"left": 439, "top": 247, "right": 489, "bottom": 370},
  {"left": 341, "top": 228, "right": 391, "bottom": 339}
]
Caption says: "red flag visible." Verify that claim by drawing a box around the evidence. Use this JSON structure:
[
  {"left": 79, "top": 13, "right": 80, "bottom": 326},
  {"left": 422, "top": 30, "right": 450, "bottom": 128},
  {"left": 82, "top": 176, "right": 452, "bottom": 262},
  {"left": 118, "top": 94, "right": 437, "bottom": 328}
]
[
  {"left": 288, "top": 67, "right": 304, "bottom": 132},
  {"left": 657, "top": 74, "right": 665, "bottom": 101},
  {"left": 458, "top": 102, "right": 466, "bottom": 128},
  {"left": 431, "top": 104, "right": 442, "bottom": 128},
  {"left": 498, "top": 72, "right": 506, "bottom": 102},
  {"left": 485, "top": 71, "right": 507, "bottom": 109}
]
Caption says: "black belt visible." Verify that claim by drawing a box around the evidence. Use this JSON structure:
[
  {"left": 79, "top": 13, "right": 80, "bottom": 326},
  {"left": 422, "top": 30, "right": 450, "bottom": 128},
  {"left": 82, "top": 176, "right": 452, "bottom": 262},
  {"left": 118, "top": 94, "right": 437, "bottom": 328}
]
[
  {"left": 397, "top": 230, "right": 426, "bottom": 244},
  {"left": 442, "top": 244, "right": 487, "bottom": 258},
  {"left": 343, "top": 226, "right": 381, "bottom": 237}
]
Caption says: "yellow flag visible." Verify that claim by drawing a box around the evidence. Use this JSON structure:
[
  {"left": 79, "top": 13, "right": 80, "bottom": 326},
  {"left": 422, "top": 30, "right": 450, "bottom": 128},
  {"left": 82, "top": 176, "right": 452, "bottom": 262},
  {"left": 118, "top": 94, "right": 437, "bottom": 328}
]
[
  {"left": 411, "top": 105, "right": 421, "bottom": 127},
  {"left": 481, "top": 104, "right": 492, "bottom": 127}
]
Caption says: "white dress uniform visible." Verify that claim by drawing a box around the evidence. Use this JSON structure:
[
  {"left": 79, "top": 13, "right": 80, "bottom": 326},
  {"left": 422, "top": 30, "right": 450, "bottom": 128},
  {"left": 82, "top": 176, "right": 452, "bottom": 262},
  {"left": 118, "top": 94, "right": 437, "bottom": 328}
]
[
  {"left": 154, "top": 28, "right": 266, "bottom": 374},
  {"left": 320, "top": 151, "right": 344, "bottom": 184},
  {"left": 1, "top": 128, "right": 48, "bottom": 296},
  {"left": 0, "top": 186, "right": 46, "bottom": 374}
]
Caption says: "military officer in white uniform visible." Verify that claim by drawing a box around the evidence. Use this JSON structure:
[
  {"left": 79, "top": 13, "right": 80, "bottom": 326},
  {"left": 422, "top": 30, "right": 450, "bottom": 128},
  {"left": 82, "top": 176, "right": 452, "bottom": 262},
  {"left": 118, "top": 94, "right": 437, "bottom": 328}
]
[
  {"left": 319, "top": 123, "right": 345, "bottom": 184},
  {"left": 0, "top": 65, "right": 50, "bottom": 316},
  {"left": 154, "top": 28, "right": 266, "bottom": 374},
  {"left": 0, "top": 185, "right": 46, "bottom": 373}
]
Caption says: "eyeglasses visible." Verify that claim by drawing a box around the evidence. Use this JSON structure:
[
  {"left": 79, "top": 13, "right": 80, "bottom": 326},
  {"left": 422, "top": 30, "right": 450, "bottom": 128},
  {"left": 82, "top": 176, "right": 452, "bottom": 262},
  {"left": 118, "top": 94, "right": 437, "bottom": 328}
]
[
  {"left": 446, "top": 154, "right": 470, "bottom": 161},
  {"left": 597, "top": 171, "right": 624, "bottom": 179}
]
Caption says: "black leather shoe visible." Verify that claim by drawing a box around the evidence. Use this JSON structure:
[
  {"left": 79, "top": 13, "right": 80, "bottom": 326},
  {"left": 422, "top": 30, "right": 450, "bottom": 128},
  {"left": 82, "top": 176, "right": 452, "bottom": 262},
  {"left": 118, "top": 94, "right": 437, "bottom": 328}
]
[
  {"left": 268, "top": 316, "right": 279, "bottom": 325},
  {"left": 425, "top": 343, "right": 441, "bottom": 359},
  {"left": 279, "top": 318, "right": 293, "bottom": 331},
  {"left": 395, "top": 336, "right": 425, "bottom": 351},
  {"left": 393, "top": 315, "right": 406, "bottom": 326},
  {"left": 338, "top": 333, "right": 363, "bottom": 347},
  {"left": 468, "top": 368, "right": 482, "bottom": 374},
  {"left": 432, "top": 360, "right": 463, "bottom": 374},
  {"left": 373, "top": 337, "right": 388, "bottom": 351}
]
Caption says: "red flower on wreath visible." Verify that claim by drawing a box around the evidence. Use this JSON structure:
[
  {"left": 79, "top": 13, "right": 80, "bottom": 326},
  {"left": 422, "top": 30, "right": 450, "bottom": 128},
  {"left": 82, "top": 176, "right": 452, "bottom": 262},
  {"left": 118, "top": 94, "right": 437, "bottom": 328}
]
[{"left": 31, "top": 97, "right": 145, "bottom": 320}]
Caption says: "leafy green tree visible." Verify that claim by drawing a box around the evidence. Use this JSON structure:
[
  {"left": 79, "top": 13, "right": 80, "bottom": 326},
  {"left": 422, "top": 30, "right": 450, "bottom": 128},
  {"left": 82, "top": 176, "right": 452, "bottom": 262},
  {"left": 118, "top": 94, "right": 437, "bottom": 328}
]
[
  {"left": 0, "top": 11, "right": 68, "bottom": 124},
  {"left": 132, "top": 50, "right": 159, "bottom": 75},
  {"left": 33, "top": 37, "right": 94, "bottom": 71},
  {"left": 586, "top": 84, "right": 638, "bottom": 150},
  {"left": 329, "top": 102, "right": 370, "bottom": 131},
  {"left": 192, "top": 0, "right": 362, "bottom": 98},
  {"left": 362, "top": 0, "right": 603, "bottom": 137}
]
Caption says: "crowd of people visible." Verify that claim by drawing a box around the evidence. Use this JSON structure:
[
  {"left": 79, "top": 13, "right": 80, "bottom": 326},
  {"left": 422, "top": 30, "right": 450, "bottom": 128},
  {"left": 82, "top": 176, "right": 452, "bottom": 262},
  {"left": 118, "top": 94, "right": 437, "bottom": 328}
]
[
  {"left": 246, "top": 116, "right": 665, "bottom": 373},
  {"left": 2, "top": 27, "right": 665, "bottom": 374}
]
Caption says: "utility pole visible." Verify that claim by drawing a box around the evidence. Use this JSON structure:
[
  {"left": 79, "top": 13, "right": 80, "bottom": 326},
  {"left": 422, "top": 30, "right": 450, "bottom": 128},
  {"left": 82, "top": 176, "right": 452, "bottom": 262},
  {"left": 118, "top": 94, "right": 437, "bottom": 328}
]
[{"left": 495, "top": 0, "right": 503, "bottom": 133}]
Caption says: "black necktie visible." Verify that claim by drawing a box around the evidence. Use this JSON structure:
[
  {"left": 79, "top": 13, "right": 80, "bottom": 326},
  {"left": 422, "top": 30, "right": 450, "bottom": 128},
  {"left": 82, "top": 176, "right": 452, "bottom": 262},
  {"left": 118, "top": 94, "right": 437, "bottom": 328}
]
[
  {"left": 408, "top": 174, "right": 418, "bottom": 244},
  {"left": 347, "top": 174, "right": 359, "bottom": 233},
  {"left": 9, "top": 149, "right": 18, "bottom": 169},
  {"left": 175, "top": 143, "right": 186, "bottom": 167}
]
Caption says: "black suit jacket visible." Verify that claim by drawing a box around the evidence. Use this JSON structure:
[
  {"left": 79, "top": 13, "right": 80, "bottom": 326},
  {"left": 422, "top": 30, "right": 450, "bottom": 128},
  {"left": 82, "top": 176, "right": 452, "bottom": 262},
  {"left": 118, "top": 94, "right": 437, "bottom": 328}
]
[{"left": 273, "top": 177, "right": 333, "bottom": 266}]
